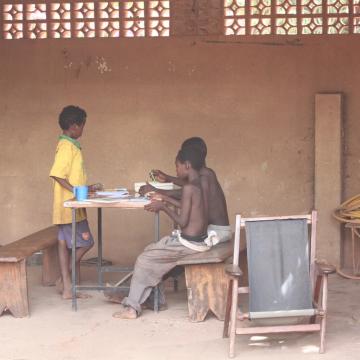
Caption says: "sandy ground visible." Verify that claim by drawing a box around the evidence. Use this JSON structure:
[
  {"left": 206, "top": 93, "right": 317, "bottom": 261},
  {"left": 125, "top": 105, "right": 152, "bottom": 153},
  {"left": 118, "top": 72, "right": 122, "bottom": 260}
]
[{"left": 0, "top": 266, "right": 360, "bottom": 360}]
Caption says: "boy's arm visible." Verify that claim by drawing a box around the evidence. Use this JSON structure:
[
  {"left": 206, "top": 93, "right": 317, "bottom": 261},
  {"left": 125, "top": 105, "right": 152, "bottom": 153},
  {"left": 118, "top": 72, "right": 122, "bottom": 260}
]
[
  {"left": 51, "top": 176, "right": 73, "bottom": 192},
  {"left": 157, "top": 188, "right": 182, "bottom": 200},
  {"left": 151, "top": 193, "right": 181, "bottom": 208},
  {"left": 49, "top": 143, "right": 72, "bottom": 186},
  {"left": 139, "top": 183, "right": 182, "bottom": 199},
  {"left": 51, "top": 177, "right": 102, "bottom": 193},
  {"left": 88, "top": 183, "right": 104, "bottom": 192},
  {"left": 145, "top": 185, "right": 192, "bottom": 228},
  {"left": 50, "top": 142, "right": 102, "bottom": 193},
  {"left": 152, "top": 169, "right": 187, "bottom": 187}
]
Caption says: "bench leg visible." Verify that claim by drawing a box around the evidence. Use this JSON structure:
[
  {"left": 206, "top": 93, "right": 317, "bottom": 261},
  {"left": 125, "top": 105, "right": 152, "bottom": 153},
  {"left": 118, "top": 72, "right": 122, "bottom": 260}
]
[
  {"left": 42, "top": 244, "right": 61, "bottom": 286},
  {"left": 0, "top": 260, "right": 29, "bottom": 317},
  {"left": 185, "top": 263, "right": 228, "bottom": 322}
]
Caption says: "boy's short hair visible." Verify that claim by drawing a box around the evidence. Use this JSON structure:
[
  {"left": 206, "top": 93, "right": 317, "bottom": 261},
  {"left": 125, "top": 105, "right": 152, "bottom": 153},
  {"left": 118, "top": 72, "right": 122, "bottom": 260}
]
[
  {"left": 181, "top": 137, "right": 207, "bottom": 158},
  {"left": 176, "top": 146, "right": 205, "bottom": 171},
  {"left": 59, "top": 105, "right": 87, "bottom": 130}
]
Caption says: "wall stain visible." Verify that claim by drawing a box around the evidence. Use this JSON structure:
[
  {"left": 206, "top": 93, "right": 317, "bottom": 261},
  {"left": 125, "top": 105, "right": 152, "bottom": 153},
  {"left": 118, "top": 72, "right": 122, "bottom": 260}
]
[
  {"left": 167, "top": 61, "right": 176, "bottom": 72},
  {"left": 62, "top": 49, "right": 112, "bottom": 78},
  {"left": 261, "top": 161, "right": 268, "bottom": 172}
]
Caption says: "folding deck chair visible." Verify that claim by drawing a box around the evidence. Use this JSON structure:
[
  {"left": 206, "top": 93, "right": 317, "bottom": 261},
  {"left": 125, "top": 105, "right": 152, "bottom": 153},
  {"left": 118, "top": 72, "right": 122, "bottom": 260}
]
[{"left": 223, "top": 211, "right": 335, "bottom": 357}]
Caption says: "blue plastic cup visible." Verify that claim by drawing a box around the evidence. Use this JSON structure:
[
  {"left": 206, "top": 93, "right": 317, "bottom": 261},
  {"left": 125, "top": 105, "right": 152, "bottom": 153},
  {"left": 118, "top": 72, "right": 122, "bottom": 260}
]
[{"left": 73, "top": 185, "right": 88, "bottom": 201}]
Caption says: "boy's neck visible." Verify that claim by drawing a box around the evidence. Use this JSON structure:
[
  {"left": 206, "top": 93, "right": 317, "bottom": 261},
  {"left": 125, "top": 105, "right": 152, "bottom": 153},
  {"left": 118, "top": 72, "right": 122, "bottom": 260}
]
[
  {"left": 63, "top": 130, "right": 78, "bottom": 140},
  {"left": 187, "top": 169, "right": 200, "bottom": 183}
]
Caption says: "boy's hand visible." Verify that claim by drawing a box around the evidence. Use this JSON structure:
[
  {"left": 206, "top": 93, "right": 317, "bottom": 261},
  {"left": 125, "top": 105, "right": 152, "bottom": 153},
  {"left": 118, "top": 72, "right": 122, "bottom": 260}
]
[
  {"left": 149, "top": 193, "right": 163, "bottom": 201},
  {"left": 151, "top": 170, "right": 168, "bottom": 183},
  {"left": 144, "top": 200, "right": 164, "bottom": 213},
  {"left": 89, "top": 183, "right": 104, "bottom": 192},
  {"left": 139, "top": 182, "right": 155, "bottom": 196}
]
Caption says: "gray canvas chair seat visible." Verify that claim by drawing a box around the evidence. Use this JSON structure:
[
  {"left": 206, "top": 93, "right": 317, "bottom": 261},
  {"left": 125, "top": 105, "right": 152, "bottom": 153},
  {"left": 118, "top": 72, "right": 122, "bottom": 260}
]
[
  {"left": 246, "top": 219, "right": 313, "bottom": 319},
  {"left": 223, "top": 211, "right": 336, "bottom": 357}
]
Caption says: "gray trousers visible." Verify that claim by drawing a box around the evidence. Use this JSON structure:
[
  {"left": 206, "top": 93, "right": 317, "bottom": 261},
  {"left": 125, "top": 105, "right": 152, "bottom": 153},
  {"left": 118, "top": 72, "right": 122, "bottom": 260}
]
[{"left": 122, "top": 235, "right": 197, "bottom": 313}]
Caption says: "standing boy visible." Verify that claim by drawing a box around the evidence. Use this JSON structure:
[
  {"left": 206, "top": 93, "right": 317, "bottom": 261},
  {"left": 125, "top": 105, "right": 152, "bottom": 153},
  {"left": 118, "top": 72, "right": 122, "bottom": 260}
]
[
  {"left": 50, "top": 105, "right": 99, "bottom": 299},
  {"left": 113, "top": 146, "right": 208, "bottom": 319}
]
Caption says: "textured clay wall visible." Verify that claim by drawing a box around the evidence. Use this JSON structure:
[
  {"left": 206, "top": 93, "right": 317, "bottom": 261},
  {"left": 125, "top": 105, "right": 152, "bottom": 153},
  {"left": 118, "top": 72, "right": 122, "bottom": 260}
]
[{"left": 1, "top": 36, "right": 359, "bottom": 266}]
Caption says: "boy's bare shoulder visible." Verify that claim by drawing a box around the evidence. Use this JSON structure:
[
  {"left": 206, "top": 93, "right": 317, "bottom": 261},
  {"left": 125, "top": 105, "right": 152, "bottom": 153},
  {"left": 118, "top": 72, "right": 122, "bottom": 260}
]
[
  {"left": 200, "top": 167, "right": 217, "bottom": 180},
  {"left": 200, "top": 173, "right": 210, "bottom": 188},
  {"left": 183, "top": 181, "right": 201, "bottom": 193}
]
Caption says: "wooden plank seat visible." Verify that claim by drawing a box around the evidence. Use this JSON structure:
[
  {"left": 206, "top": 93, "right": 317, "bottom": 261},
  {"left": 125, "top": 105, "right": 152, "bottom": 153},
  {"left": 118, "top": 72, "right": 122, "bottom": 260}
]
[
  {"left": 0, "top": 226, "right": 60, "bottom": 318},
  {"left": 176, "top": 241, "right": 234, "bottom": 322}
]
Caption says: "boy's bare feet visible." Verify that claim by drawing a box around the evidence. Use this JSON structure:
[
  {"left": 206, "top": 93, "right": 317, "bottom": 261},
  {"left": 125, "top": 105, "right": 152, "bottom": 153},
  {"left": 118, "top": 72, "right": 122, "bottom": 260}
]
[
  {"left": 55, "top": 277, "right": 64, "bottom": 294},
  {"left": 62, "top": 288, "right": 92, "bottom": 300},
  {"left": 112, "top": 305, "right": 137, "bottom": 319}
]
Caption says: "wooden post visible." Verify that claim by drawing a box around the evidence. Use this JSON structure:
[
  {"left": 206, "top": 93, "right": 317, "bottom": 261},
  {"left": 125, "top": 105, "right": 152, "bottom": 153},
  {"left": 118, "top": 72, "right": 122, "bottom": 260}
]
[{"left": 315, "top": 93, "right": 342, "bottom": 267}]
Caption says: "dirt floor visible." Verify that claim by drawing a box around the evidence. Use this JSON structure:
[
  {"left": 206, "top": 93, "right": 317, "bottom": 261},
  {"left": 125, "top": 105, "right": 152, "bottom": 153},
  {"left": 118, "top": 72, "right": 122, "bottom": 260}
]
[{"left": 0, "top": 266, "right": 360, "bottom": 360}]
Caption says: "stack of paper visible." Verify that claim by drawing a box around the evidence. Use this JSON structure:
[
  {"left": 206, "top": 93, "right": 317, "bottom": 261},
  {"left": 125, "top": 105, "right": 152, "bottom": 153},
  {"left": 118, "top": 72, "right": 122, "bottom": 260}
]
[
  {"left": 96, "top": 189, "right": 129, "bottom": 198},
  {"left": 84, "top": 197, "right": 125, "bottom": 203},
  {"left": 84, "top": 196, "right": 150, "bottom": 204}
]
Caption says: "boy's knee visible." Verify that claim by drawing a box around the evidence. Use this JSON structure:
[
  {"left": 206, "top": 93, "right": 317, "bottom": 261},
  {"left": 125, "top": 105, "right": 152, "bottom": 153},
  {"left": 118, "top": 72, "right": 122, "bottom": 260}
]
[
  {"left": 81, "top": 232, "right": 90, "bottom": 241},
  {"left": 135, "top": 253, "right": 150, "bottom": 269},
  {"left": 58, "top": 240, "right": 68, "bottom": 249},
  {"left": 137, "top": 249, "right": 155, "bottom": 261},
  {"left": 81, "top": 232, "right": 94, "bottom": 248}
]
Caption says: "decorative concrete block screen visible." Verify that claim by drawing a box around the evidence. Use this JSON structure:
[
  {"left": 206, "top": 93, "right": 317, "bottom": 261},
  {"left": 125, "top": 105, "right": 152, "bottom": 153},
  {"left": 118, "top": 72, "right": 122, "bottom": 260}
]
[
  {"left": 2, "top": 0, "right": 359, "bottom": 39},
  {"left": 1, "top": 1, "right": 170, "bottom": 39},
  {"left": 224, "top": 0, "right": 360, "bottom": 35}
]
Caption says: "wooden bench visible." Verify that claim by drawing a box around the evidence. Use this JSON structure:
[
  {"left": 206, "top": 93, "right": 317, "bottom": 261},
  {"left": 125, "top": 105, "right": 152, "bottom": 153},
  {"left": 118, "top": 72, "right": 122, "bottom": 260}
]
[
  {"left": 0, "top": 226, "right": 60, "bottom": 318},
  {"left": 176, "top": 241, "right": 234, "bottom": 322}
]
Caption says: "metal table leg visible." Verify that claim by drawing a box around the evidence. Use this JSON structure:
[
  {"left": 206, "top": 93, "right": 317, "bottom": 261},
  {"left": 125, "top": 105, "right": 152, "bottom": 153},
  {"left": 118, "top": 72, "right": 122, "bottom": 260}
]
[
  {"left": 98, "top": 208, "right": 103, "bottom": 286},
  {"left": 72, "top": 208, "right": 77, "bottom": 311},
  {"left": 154, "top": 212, "right": 160, "bottom": 312}
]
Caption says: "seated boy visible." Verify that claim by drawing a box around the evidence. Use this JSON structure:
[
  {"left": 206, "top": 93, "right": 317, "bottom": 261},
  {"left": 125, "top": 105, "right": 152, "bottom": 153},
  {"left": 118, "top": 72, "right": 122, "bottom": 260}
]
[
  {"left": 140, "top": 137, "right": 231, "bottom": 244},
  {"left": 113, "top": 146, "right": 208, "bottom": 319},
  {"left": 49, "top": 105, "right": 101, "bottom": 299}
]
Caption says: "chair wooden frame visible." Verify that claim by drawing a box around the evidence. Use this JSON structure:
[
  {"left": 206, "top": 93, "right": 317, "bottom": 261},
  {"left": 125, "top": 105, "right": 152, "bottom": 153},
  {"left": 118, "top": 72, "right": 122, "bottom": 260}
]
[{"left": 223, "top": 211, "right": 336, "bottom": 357}]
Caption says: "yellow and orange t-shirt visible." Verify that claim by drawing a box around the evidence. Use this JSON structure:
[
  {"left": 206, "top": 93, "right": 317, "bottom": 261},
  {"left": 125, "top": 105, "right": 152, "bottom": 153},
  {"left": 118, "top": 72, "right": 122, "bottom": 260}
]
[{"left": 49, "top": 135, "right": 87, "bottom": 224}]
